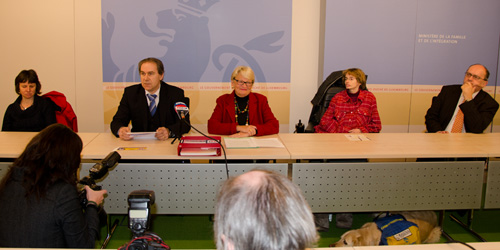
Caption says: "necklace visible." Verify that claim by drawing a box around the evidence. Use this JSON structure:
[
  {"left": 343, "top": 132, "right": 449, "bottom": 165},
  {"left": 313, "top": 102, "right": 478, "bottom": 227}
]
[
  {"left": 234, "top": 98, "right": 249, "bottom": 125},
  {"left": 20, "top": 98, "right": 34, "bottom": 111},
  {"left": 20, "top": 103, "right": 32, "bottom": 111}
]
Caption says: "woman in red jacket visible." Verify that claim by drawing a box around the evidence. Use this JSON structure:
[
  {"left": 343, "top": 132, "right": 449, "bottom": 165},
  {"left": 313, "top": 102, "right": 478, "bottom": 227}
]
[
  {"left": 315, "top": 68, "right": 381, "bottom": 133},
  {"left": 208, "top": 66, "right": 279, "bottom": 137}
]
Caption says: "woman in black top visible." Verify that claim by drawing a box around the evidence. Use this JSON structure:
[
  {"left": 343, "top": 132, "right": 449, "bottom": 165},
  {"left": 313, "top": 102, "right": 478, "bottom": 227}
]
[
  {"left": 0, "top": 124, "right": 107, "bottom": 248},
  {"left": 2, "top": 69, "right": 57, "bottom": 131}
]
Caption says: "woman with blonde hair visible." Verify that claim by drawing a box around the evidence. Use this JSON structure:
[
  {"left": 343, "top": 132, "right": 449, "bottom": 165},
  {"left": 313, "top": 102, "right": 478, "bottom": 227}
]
[{"left": 208, "top": 66, "right": 279, "bottom": 137}]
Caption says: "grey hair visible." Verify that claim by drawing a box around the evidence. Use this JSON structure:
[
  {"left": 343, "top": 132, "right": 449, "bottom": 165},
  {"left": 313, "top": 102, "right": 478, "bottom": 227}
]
[{"left": 214, "top": 170, "right": 318, "bottom": 250}]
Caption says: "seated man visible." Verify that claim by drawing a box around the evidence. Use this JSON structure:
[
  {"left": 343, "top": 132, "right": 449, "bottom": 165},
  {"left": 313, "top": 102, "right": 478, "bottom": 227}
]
[
  {"left": 110, "top": 57, "right": 190, "bottom": 140},
  {"left": 425, "top": 64, "right": 499, "bottom": 133},
  {"left": 214, "top": 170, "right": 318, "bottom": 250}
]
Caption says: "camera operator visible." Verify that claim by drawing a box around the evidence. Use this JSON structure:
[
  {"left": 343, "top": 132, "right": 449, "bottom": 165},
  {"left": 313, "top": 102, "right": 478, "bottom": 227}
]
[{"left": 0, "top": 124, "right": 107, "bottom": 248}]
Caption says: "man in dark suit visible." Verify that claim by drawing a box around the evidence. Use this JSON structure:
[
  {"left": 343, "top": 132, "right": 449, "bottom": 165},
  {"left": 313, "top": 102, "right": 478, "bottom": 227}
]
[
  {"left": 111, "top": 57, "right": 190, "bottom": 140},
  {"left": 425, "top": 64, "right": 499, "bottom": 133}
]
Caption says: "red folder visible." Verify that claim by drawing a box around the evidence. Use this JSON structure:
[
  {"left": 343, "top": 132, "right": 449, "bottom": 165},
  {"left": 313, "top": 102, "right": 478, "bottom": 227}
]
[{"left": 177, "top": 136, "right": 222, "bottom": 156}]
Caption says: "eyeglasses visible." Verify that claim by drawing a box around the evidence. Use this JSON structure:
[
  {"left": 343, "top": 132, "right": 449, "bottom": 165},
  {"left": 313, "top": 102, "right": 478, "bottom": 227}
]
[
  {"left": 233, "top": 78, "right": 254, "bottom": 86},
  {"left": 465, "top": 72, "right": 487, "bottom": 81}
]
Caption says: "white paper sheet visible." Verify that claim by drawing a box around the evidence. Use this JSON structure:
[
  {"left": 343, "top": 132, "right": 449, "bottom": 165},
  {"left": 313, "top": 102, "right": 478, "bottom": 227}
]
[
  {"left": 224, "top": 137, "right": 285, "bottom": 148},
  {"left": 345, "top": 134, "right": 371, "bottom": 141},
  {"left": 126, "top": 132, "right": 156, "bottom": 140}
]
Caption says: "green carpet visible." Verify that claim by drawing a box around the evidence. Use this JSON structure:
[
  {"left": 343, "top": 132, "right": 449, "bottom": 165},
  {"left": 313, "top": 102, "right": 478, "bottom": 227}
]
[{"left": 97, "top": 209, "right": 500, "bottom": 249}]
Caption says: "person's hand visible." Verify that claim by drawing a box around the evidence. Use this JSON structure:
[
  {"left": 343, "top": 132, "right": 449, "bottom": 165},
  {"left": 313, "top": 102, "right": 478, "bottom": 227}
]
[
  {"left": 84, "top": 185, "right": 107, "bottom": 206},
  {"left": 236, "top": 125, "right": 257, "bottom": 136},
  {"left": 436, "top": 131, "right": 449, "bottom": 134},
  {"left": 348, "top": 129, "right": 362, "bottom": 133},
  {"left": 461, "top": 82, "right": 474, "bottom": 101},
  {"left": 155, "top": 127, "right": 170, "bottom": 141},
  {"left": 229, "top": 132, "right": 251, "bottom": 138},
  {"left": 118, "top": 127, "right": 133, "bottom": 140}
]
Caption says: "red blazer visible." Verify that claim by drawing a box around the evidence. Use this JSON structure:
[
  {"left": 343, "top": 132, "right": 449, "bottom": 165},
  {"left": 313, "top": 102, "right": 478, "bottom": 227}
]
[{"left": 208, "top": 91, "right": 279, "bottom": 136}]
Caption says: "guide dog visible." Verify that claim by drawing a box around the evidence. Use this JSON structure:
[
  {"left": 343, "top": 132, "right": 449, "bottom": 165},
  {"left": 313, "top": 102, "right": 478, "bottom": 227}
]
[{"left": 332, "top": 211, "right": 442, "bottom": 247}]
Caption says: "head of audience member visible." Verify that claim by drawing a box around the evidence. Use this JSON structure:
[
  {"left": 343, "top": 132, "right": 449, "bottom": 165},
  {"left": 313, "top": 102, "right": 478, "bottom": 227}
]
[
  {"left": 231, "top": 66, "right": 255, "bottom": 98},
  {"left": 214, "top": 169, "right": 318, "bottom": 250},
  {"left": 138, "top": 57, "right": 165, "bottom": 94},
  {"left": 342, "top": 68, "right": 367, "bottom": 94},
  {"left": 464, "top": 64, "right": 489, "bottom": 93},
  {"left": 15, "top": 69, "right": 42, "bottom": 100},
  {"left": 0, "top": 124, "right": 83, "bottom": 198}
]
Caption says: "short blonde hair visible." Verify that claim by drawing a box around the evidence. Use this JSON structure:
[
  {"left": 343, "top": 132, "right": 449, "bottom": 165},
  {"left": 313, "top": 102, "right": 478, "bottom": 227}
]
[{"left": 231, "top": 66, "right": 255, "bottom": 83}]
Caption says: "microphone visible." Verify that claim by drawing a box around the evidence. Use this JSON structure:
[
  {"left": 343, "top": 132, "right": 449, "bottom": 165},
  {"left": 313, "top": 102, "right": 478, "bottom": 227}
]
[
  {"left": 172, "top": 101, "right": 189, "bottom": 144},
  {"left": 174, "top": 102, "right": 189, "bottom": 120}
]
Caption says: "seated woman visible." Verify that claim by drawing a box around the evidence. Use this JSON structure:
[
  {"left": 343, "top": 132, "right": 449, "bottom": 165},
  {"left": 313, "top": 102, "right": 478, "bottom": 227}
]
[
  {"left": 314, "top": 68, "right": 381, "bottom": 229},
  {"left": 2, "top": 69, "right": 57, "bottom": 131},
  {"left": 315, "top": 68, "right": 381, "bottom": 133},
  {"left": 0, "top": 124, "right": 107, "bottom": 248},
  {"left": 208, "top": 66, "right": 279, "bottom": 137}
]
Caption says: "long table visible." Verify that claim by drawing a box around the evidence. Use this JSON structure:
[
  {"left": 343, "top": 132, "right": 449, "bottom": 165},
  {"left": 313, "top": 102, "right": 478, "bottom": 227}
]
[
  {"left": 81, "top": 133, "right": 290, "bottom": 160},
  {"left": 78, "top": 133, "right": 290, "bottom": 213},
  {"left": 1, "top": 132, "right": 498, "bottom": 160},
  {"left": 0, "top": 132, "right": 99, "bottom": 159},
  {"left": 278, "top": 133, "right": 497, "bottom": 159},
  {"left": 1, "top": 132, "right": 499, "bottom": 214},
  {"left": 0, "top": 132, "right": 99, "bottom": 184},
  {"left": 278, "top": 133, "right": 495, "bottom": 212}
]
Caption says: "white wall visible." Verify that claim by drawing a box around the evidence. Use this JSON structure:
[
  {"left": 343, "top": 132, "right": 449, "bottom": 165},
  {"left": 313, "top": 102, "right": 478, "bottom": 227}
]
[
  {"left": 0, "top": 0, "right": 320, "bottom": 132},
  {"left": 289, "top": 0, "right": 322, "bottom": 132}
]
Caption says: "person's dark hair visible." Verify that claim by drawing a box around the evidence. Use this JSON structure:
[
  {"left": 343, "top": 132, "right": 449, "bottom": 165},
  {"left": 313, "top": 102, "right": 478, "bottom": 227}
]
[
  {"left": 214, "top": 170, "right": 317, "bottom": 250},
  {"left": 469, "top": 64, "right": 489, "bottom": 81},
  {"left": 15, "top": 69, "right": 42, "bottom": 95},
  {"left": 343, "top": 68, "right": 367, "bottom": 91},
  {"left": 138, "top": 57, "right": 165, "bottom": 76},
  {"left": 0, "top": 124, "right": 82, "bottom": 198}
]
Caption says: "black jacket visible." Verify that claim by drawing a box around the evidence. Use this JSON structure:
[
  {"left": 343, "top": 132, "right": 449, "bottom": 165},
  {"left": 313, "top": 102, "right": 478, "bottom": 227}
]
[
  {"left": 0, "top": 168, "right": 99, "bottom": 248},
  {"left": 425, "top": 85, "right": 499, "bottom": 133},
  {"left": 110, "top": 81, "right": 190, "bottom": 137}
]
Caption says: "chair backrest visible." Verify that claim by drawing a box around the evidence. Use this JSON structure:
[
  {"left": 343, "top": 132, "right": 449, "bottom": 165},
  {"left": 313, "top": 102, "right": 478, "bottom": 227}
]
[{"left": 305, "top": 70, "right": 345, "bottom": 132}]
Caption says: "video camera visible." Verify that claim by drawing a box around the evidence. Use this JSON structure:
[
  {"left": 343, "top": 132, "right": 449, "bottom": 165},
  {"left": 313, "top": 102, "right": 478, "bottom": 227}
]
[
  {"left": 120, "top": 190, "right": 170, "bottom": 250},
  {"left": 79, "top": 151, "right": 121, "bottom": 206}
]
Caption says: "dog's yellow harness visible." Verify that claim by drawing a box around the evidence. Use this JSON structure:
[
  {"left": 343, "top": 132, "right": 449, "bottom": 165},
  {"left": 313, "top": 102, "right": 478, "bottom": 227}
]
[{"left": 375, "top": 214, "right": 421, "bottom": 245}]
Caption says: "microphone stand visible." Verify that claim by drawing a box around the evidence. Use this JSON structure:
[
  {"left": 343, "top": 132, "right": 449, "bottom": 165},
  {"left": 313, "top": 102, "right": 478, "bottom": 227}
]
[
  {"left": 171, "top": 115, "right": 184, "bottom": 144},
  {"left": 170, "top": 118, "right": 184, "bottom": 144}
]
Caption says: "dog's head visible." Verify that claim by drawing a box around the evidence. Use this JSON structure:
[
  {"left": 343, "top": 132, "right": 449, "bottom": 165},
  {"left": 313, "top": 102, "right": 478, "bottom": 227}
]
[
  {"left": 332, "top": 230, "right": 363, "bottom": 247},
  {"left": 331, "top": 222, "right": 381, "bottom": 247}
]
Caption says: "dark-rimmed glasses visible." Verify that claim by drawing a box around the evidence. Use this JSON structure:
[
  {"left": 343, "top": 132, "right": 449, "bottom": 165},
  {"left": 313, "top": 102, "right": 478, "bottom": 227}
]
[{"left": 233, "top": 78, "right": 254, "bottom": 86}]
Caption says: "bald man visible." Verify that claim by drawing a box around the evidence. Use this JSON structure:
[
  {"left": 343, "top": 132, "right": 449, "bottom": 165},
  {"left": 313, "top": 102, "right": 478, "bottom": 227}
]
[
  {"left": 425, "top": 64, "right": 499, "bottom": 133},
  {"left": 213, "top": 170, "right": 318, "bottom": 250}
]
